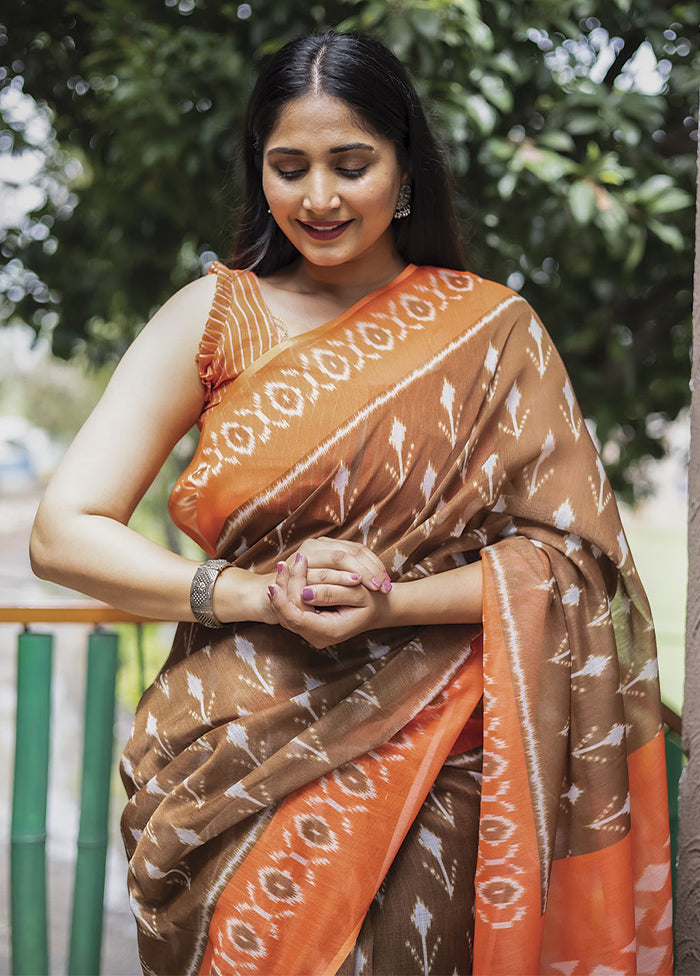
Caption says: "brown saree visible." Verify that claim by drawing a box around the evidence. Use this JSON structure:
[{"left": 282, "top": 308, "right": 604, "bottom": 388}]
[{"left": 121, "top": 263, "right": 672, "bottom": 975}]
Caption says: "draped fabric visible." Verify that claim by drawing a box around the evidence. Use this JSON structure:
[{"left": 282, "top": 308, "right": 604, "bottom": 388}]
[{"left": 120, "top": 263, "right": 672, "bottom": 975}]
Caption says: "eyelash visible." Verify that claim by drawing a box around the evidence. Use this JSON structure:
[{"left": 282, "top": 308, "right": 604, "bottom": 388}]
[{"left": 277, "top": 166, "right": 368, "bottom": 181}]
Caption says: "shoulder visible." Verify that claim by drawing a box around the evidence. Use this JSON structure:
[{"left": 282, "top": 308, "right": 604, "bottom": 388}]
[
  {"left": 135, "top": 273, "right": 218, "bottom": 353},
  {"left": 150, "top": 262, "right": 253, "bottom": 333}
]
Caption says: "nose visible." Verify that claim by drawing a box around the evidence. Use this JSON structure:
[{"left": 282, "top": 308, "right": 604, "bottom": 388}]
[{"left": 302, "top": 168, "right": 341, "bottom": 214}]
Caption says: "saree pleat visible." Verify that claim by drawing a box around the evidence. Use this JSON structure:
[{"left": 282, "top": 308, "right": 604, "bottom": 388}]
[{"left": 121, "top": 264, "right": 672, "bottom": 975}]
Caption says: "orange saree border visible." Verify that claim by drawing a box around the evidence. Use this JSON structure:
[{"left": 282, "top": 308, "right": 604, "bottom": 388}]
[
  {"left": 474, "top": 552, "right": 673, "bottom": 976},
  {"left": 198, "top": 641, "right": 484, "bottom": 975},
  {"left": 539, "top": 728, "right": 673, "bottom": 974}
]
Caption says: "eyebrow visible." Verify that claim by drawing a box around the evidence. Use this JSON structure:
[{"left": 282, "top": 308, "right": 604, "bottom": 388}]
[{"left": 266, "top": 143, "right": 376, "bottom": 157}]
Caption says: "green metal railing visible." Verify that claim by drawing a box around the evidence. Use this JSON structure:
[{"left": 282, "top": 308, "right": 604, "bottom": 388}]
[
  {"left": 4, "top": 603, "right": 151, "bottom": 976},
  {"left": 11, "top": 630, "right": 52, "bottom": 975},
  {"left": 2, "top": 604, "right": 687, "bottom": 974}
]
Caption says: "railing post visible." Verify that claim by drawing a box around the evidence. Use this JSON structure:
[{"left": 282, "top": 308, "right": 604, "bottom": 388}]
[
  {"left": 68, "top": 629, "right": 119, "bottom": 976},
  {"left": 11, "top": 629, "right": 53, "bottom": 976}
]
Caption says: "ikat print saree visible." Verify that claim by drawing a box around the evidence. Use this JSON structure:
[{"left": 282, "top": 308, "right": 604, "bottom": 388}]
[{"left": 121, "top": 264, "right": 673, "bottom": 975}]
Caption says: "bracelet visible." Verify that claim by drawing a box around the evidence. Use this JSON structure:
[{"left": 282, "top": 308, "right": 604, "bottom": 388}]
[{"left": 190, "top": 559, "right": 231, "bottom": 628}]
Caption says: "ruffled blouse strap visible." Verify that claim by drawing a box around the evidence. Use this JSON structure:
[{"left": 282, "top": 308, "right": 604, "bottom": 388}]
[
  {"left": 195, "top": 262, "right": 280, "bottom": 415},
  {"left": 196, "top": 261, "right": 238, "bottom": 410}
]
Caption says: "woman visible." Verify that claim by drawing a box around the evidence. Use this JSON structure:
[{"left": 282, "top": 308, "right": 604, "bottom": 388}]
[{"left": 30, "top": 30, "right": 672, "bottom": 976}]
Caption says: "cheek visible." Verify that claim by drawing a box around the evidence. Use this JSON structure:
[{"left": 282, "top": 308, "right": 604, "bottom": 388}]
[
  {"left": 262, "top": 172, "right": 290, "bottom": 210},
  {"left": 262, "top": 176, "right": 278, "bottom": 207},
  {"left": 353, "top": 180, "right": 398, "bottom": 214}
]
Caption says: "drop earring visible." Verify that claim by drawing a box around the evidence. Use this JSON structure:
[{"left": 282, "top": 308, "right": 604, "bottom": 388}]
[{"left": 393, "top": 183, "right": 412, "bottom": 219}]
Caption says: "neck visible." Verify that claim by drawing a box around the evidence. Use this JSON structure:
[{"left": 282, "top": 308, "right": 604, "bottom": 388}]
[{"left": 294, "top": 245, "right": 407, "bottom": 298}]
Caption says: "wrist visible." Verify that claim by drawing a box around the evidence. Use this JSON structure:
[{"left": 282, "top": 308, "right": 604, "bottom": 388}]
[
  {"left": 378, "top": 581, "right": 407, "bottom": 629},
  {"left": 211, "top": 566, "right": 276, "bottom": 625},
  {"left": 375, "top": 566, "right": 483, "bottom": 628}
]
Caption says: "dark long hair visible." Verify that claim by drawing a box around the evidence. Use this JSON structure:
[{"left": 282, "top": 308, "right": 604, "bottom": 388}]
[{"left": 229, "top": 30, "right": 466, "bottom": 274}]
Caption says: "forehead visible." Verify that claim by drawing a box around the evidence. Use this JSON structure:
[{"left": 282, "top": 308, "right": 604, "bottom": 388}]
[{"left": 265, "top": 92, "right": 386, "bottom": 151}]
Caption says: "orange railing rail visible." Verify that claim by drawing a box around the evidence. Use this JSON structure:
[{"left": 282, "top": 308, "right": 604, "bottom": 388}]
[{"left": 0, "top": 603, "right": 151, "bottom": 625}]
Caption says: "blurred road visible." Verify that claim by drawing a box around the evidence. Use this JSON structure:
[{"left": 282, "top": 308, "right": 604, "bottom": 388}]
[{"left": 0, "top": 487, "right": 141, "bottom": 975}]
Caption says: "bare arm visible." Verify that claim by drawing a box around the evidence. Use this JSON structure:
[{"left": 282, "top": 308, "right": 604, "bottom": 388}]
[{"left": 30, "top": 274, "right": 273, "bottom": 623}]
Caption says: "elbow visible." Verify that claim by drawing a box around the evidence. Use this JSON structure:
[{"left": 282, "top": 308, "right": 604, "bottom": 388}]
[
  {"left": 29, "top": 519, "right": 54, "bottom": 581},
  {"left": 29, "top": 506, "right": 67, "bottom": 582}
]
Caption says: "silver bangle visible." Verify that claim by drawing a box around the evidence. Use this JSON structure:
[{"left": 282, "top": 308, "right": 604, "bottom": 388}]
[{"left": 190, "top": 559, "right": 230, "bottom": 628}]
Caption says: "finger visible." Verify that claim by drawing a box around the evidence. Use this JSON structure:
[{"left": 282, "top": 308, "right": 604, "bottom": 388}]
[
  {"left": 286, "top": 551, "right": 309, "bottom": 606},
  {"left": 272, "top": 561, "right": 303, "bottom": 617},
  {"left": 305, "top": 568, "right": 363, "bottom": 587},
  {"left": 328, "top": 543, "right": 387, "bottom": 586},
  {"left": 273, "top": 561, "right": 292, "bottom": 607},
  {"left": 268, "top": 579, "right": 312, "bottom": 631},
  {"left": 268, "top": 581, "right": 344, "bottom": 647},
  {"left": 301, "top": 540, "right": 390, "bottom": 592},
  {"left": 300, "top": 583, "right": 370, "bottom": 609}
]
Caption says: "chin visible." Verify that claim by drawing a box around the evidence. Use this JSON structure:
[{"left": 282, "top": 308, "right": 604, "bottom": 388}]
[{"left": 299, "top": 249, "right": 353, "bottom": 267}]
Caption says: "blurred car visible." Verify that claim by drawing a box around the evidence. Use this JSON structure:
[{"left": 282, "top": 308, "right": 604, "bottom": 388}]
[{"left": 0, "top": 415, "right": 59, "bottom": 492}]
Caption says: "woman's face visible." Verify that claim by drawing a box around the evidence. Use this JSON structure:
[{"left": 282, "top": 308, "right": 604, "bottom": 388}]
[{"left": 262, "top": 92, "right": 407, "bottom": 276}]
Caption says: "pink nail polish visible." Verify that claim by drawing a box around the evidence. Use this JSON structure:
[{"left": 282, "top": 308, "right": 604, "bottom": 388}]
[
  {"left": 277, "top": 562, "right": 286, "bottom": 574},
  {"left": 302, "top": 586, "right": 314, "bottom": 601},
  {"left": 351, "top": 574, "right": 361, "bottom": 581},
  {"left": 371, "top": 577, "right": 382, "bottom": 589},
  {"left": 295, "top": 552, "right": 303, "bottom": 565},
  {"left": 268, "top": 585, "right": 276, "bottom": 598},
  {"left": 382, "top": 577, "right": 392, "bottom": 593}
]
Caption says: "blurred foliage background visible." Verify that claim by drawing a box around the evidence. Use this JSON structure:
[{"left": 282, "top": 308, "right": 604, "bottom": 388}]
[{"left": 1, "top": 0, "right": 698, "bottom": 499}]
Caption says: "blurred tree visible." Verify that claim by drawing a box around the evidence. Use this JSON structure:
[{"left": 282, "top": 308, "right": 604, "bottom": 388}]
[{"left": 1, "top": 0, "right": 697, "bottom": 495}]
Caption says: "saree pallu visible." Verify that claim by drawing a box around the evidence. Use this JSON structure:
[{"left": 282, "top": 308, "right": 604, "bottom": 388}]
[{"left": 120, "top": 263, "right": 673, "bottom": 975}]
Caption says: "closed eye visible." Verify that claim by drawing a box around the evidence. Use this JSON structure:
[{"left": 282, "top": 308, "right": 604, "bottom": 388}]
[
  {"left": 276, "top": 166, "right": 368, "bottom": 180},
  {"left": 337, "top": 166, "right": 367, "bottom": 179}
]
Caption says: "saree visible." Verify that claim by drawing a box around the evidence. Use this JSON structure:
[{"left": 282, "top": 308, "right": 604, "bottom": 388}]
[{"left": 120, "top": 262, "right": 673, "bottom": 975}]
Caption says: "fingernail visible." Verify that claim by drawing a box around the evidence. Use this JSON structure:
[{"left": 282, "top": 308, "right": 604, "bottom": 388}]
[
  {"left": 371, "top": 577, "right": 382, "bottom": 589},
  {"left": 268, "top": 585, "right": 276, "bottom": 598},
  {"left": 295, "top": 552, "right": 303, "bottom": 565},
  {"left": 302, "top": 586, "right": 314, "bottom": 602},
  {"left": 381, "top": 577, "right": 392, "bottom": 593},
  {"left": 277, "top": 562, "right": 286, "bottom": 574},
  {"left": 351, "top": 573, "right": 361, "bottom": 581}
]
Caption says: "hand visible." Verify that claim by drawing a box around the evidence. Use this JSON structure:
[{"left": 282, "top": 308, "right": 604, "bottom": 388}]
[
  {"left": 267, "top": 552, "right": 391, "bottom": 649},
  {"left": 281, "top": 537, "right": 392, "bottom": 594},
  {"left": 211, "top": 538, "right": 390, "bottom": 630}
]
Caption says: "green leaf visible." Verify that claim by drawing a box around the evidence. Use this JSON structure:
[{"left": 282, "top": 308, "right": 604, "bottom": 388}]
[
  {"left": 465, "top": 94, "right": 498, "bottom": 135},
  {"left": 646, "top": 188, "right": 694, "bottom": 214},
  {"left": 537, "top": 131, "right": 576, "bottom": 152},
  {"left": 479, "top": 73, "right": 513, "bottom": 113},
  {"left": 481, "top": 137, "right": 515, "bottom": 161},
  {"left": 568, "top": 180, "right": 597, "bottom": 224},
  {"left": 410, "top": 9, "right": 443, "bottom": 42},
  {"left": 566, "top": 114, "right": 600, "bottom": 136},
  {"left": 647, "top": 219, "right": 686, "bottom": 251},
  {"left": 636, "top": 174, "right": 675, "bottom": 202},
  {"left": 623, "top": 225, "right": 647, "bottom": 271},
  {"left": 518, "top": 145, "right": 576, "bottom": 182},
  {"left": 497, "top": 171, "right": 517, "bottom": 199}
]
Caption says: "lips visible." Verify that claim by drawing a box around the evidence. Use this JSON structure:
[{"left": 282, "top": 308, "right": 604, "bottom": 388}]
[{"left": 298, "top": 220, "right": 352, "bottom": 241}]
